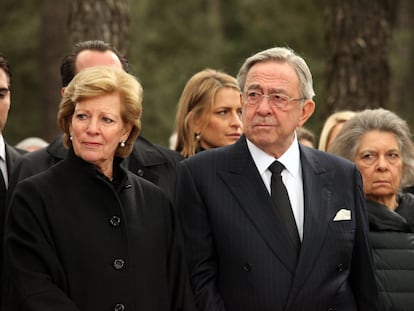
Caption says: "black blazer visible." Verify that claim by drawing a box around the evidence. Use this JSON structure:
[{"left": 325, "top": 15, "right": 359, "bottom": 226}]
[
  {"left": 176, "top": 135, "right": 378, "bottom": 311},
  {"left": 8, "top": 135, "right": 183, "bottom": 201},
  {"left": 0, "top": 143, "right": 25, "bottom": 214},
  {"left": 0, "top": 144, "right": 26, "bottom": 307},
  {"left": 0, "top": 145, "right": 25, "bottom": 261}
]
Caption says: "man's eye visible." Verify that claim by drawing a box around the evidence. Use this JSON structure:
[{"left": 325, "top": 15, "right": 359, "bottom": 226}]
[
  {"left": 270, "top": 94, "right": 284, "bottom": 102},
  {"left": 248, "top": 92, "right": 261, "bottom": 98}
]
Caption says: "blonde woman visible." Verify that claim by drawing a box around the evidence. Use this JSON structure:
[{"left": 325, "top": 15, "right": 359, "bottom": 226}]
[
  {"left": 174, "top": 68, "right": 243, "bottom": 158},
  {"left": 3, "top": 67, "right": 195, "bottom": 310},
  {"left": 318, "top": 110, "right": 355, "bottom": 151}
]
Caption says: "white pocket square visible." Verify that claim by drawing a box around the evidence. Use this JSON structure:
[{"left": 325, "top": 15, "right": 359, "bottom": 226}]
[{"left": 333, "top": 209, "right": 351, "bottom": 221}]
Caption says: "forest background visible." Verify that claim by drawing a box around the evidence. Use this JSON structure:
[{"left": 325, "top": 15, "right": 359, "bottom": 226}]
[{"left": 0, "top": 0, "right": 412, "bottom": 148}]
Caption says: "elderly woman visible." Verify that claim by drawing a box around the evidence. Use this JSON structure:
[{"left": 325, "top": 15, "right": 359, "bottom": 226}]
[
  {"left": 329, "top": 108, "right": 414, "bottom": 311},
  {"left": 173, "top": 68, "right": 243, "bottom": 157},
  {"left": 2, "top": 67, "right": 195, "bottom": 311}
]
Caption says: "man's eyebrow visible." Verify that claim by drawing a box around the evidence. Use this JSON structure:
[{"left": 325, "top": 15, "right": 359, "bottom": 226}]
[{"left": 0, "top": 87, "right": 9, "bottom": 92}]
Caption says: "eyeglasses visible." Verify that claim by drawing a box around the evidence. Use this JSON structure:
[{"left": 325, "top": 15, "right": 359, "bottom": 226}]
[{"left": 243, "top": 90, "right": 305, "bottom": 110}]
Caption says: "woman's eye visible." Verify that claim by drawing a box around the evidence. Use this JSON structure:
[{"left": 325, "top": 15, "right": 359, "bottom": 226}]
[
  {"left": 103, "top": 117, "right": 114, "bottom": 124},
  {"left": 75, "top": 114, "right": 87, "bottom": 120},
  {"left": 386, "top": 152, "right": 400, "bottom": 162}
]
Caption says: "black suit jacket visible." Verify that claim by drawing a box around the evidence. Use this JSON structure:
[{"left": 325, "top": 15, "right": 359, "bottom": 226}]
[
  {"left": 8, "top": 135, "right": 183, "bottom": 201},
  {"left": 0, "top": 143, "right": 26, "bottom": 299},
  {"left": 176, "top": 135, "right": 378, "bottom": 311}
]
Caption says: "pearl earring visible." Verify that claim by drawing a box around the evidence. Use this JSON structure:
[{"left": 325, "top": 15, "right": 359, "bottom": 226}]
[
  {"left": 195, "top": 133, "right": 201, "bottom": 141},
  {"left": 120, "top": 141, "right": 125, "bottom": 147}
]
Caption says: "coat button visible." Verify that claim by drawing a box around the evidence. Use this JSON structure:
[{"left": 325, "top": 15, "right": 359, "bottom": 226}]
[
  {"left": 110, "top": 216, "right": 121, "bottom": 227},
  {"left": 336, "top": 264, "right": 344, "bottom": 272},
  {"left": 327, "top": 307, "right": 334, "bottom": 311},
  {"left": 137, "top": 169, "right": 144, "bottom": 177},
  {"left": 242, "top": 263, "right": 251, "bottom": 272},
  {"left": 113, "top": 259, "right": 125, "bottom": 270},
  {"left": 114, "top": 303, "right": 125, "bottom": 311}
]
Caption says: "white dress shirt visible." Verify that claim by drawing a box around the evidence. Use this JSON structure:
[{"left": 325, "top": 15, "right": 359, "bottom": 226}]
[
  {"left": 246, "top": 136, "right": 304, "bottom": 240},
  {"left": 0, "top": 135, "right": 8, "bottom": 187}
]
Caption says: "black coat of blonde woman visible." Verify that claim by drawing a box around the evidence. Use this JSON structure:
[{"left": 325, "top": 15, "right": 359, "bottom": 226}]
[{"left": 2, "top": 67, "right": 195, "bottom": 311}]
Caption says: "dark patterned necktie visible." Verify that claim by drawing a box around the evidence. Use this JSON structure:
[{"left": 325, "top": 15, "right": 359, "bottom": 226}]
[{"left": 269, "top": 161, "right": 300, "bottom": 256}]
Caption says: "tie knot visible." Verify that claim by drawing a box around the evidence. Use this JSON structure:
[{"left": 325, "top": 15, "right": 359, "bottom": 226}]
[{"left": 268, "top": 161, "right": 285, "bottom": 175}]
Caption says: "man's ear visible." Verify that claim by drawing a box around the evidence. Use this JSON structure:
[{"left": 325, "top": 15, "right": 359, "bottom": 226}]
[{"left": 297, "top": 99, "right": 315, "bottom": 127}]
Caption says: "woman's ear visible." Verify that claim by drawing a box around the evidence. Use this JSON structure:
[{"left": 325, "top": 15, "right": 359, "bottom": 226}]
[{"left": 122, "top": 123, "right": 133, "bottom": 141}]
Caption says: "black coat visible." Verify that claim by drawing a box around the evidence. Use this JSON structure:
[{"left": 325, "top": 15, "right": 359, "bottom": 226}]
[
  {"left": 2, "top": 149, "right": 195, "bottom": 310},
  {"left": 367, "top": 193, "right": 414, "bottom": 311},
  {"left": 0, "top": 144, "right": 26, "bottom": 290}
]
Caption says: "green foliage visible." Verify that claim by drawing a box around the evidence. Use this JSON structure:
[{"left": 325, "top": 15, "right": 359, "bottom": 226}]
[
  {"left": 129, "top": 0, "right": 325, "bottom": 145},
  {"left": 2, "top": 0, "right": 402, "bottom": 148},
  {"left": 0, "top": 0, "right": 41, "bottom": 144}
]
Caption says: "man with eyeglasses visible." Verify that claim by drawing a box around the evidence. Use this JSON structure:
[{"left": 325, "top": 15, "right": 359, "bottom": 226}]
[{"left": 176, "top": 47, "right": 379, "bottom": 310}]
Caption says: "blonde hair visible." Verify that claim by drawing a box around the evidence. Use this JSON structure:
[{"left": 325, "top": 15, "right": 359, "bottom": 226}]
[
  {"left": 57, "top": 66, "right": 143, "bottom": 158},
  {"left": 174, "top": 68, "right": 240, "bottom": 157},
  {"left": 318, "top": 110, "right": 356, "bottom": 151}
]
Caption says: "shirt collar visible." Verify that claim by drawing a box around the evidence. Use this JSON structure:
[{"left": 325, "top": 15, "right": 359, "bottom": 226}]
[
  {"left": 246, "top": 134, "right": 301, "bottom": 177},
  {"left": 0, "top": 135, "right": 6, "bottom": 161}
]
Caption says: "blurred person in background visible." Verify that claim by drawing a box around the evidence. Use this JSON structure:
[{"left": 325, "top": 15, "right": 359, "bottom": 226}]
[
  {"left": 2, "top": 66, "right": 195, "bottom": 311},
  {"left": 15, "top": 136, "right": 48, "bottom": 152},
  {"left": 173, "top": 68, "right": 243, "bottom": 158},
  {"left": 296, "top": 126, "right": 315, "bottom": 148},
  {"left": 329, "top": 108, "right": 414, "bottom": 311},
  {"left": 318, "top": 110, "right": 355, "bottom": 151}
]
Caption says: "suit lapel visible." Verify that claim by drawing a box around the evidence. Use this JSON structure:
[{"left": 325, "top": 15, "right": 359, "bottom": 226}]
[
  {"left": 218, "top": 137, "right": 298, "bottom": 273},
  {"left": 287, "top": 147, "right": 334, "bottom": 302}
]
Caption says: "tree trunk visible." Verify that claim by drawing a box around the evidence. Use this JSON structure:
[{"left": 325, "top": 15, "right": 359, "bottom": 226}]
[
  {"left": 323, "top": 0, "right": 392, "bottom": 115},
  {"left": 68, "top": 0, "right": 129, "bottom": 56},
  {"left": 40, "top": 0, "right": 70, "bottom": 141},
  {"left": 391, "top": 0, "right": 414, "bottom": 125}
]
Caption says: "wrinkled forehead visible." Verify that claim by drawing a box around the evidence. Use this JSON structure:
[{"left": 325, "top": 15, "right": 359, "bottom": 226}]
[{"left": 245, "top": 61, "right": 300, "bottom": 92}]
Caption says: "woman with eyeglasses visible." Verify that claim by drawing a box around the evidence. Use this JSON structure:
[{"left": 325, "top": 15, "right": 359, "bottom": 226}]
[{"left": 329, "top": 108, "right": 414, "bottom": 311}]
